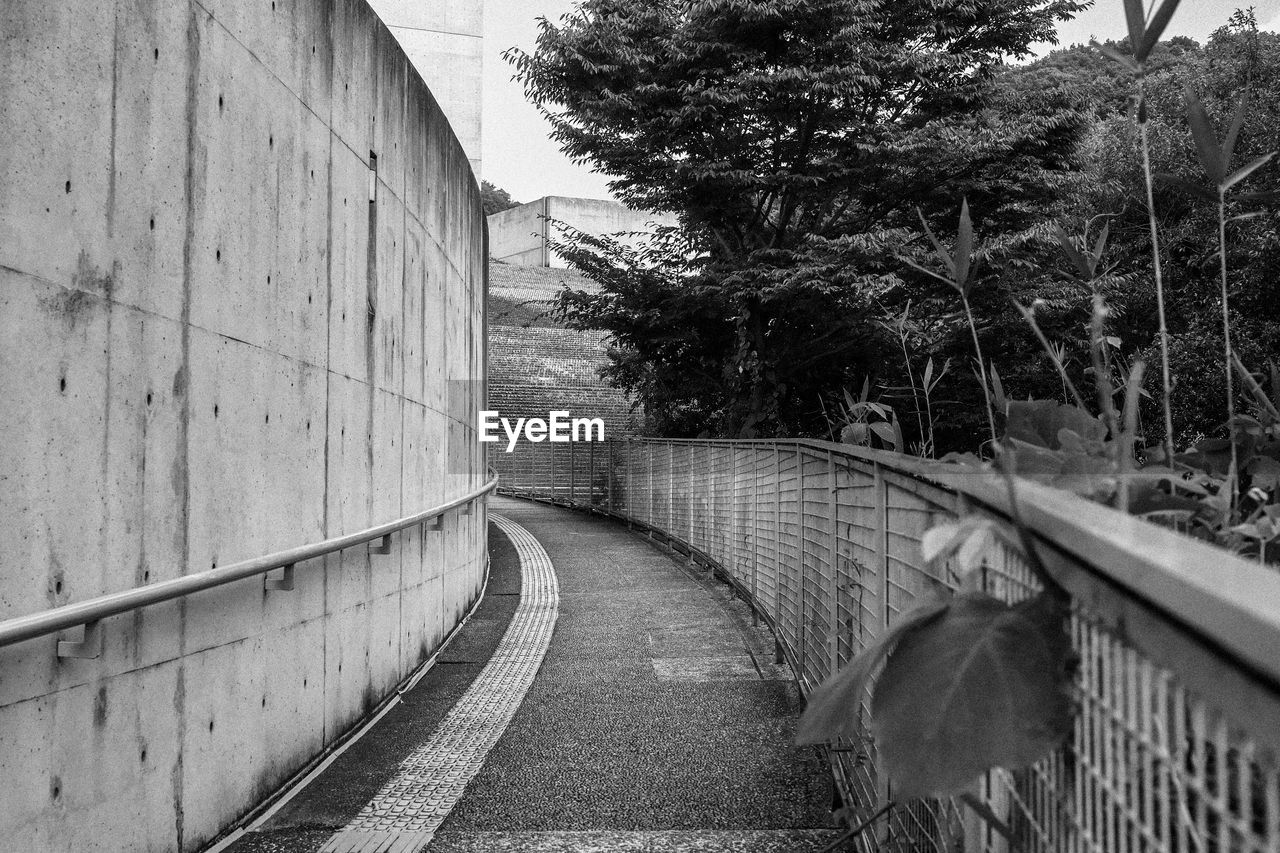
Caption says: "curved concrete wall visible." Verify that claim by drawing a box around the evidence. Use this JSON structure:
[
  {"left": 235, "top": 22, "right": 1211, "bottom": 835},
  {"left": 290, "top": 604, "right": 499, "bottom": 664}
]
[{"left": 0, "top": 0, "right": 487, "bottom": 850}]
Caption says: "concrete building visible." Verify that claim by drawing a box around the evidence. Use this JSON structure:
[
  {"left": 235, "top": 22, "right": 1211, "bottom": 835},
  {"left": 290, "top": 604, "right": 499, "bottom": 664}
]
[
  {"left": 366, "top": 0, "right": 482, "bottom": 175},
  {"left": 488, "top": 196, "right": 677, "bottom": 268}
]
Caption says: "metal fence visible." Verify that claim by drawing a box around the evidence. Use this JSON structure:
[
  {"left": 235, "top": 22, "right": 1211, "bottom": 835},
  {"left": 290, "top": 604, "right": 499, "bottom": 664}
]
[{"left": 494, "top": 437, "right": 1280, "bottom": 853}]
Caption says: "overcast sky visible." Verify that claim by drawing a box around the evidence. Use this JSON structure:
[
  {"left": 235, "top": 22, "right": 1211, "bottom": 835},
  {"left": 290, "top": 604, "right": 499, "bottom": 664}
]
[{"left": 481, "top": 0, "right": 1280, "bottom": 205}]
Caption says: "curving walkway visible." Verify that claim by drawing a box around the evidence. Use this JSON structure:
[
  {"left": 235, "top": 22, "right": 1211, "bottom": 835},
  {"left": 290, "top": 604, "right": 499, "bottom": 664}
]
[{"left": 226, "top": 497, "right": 835, "bottom": 853}]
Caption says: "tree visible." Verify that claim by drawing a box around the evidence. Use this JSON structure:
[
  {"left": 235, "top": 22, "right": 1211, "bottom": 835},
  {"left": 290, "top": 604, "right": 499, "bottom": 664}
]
[
  {"left": 1018, "top": 13, "right": 1280, "bottom": 445},
  {"left": 511, "top": 0, "right": 1088, "bottom": 438},
  {"left": 481, "top": 180, "right": 521, "bottom": 217}
]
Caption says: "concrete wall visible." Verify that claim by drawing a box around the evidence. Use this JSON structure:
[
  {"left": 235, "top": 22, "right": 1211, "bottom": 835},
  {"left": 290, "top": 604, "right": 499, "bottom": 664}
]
[
  {"left": 0, "top": 0, "right": 488, "bottom": 850},
  {"left": 488, "top": 196, "right": 678, "bottom": 268},
  {"left": 365, "top": 0, "right": 482, "bottom": 176}
]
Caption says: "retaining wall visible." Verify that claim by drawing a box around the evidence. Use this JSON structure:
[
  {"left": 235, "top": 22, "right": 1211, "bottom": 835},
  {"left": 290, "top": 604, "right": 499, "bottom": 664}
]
[{"left": 0, "top": 0, "right": 488, "bottom": 849}]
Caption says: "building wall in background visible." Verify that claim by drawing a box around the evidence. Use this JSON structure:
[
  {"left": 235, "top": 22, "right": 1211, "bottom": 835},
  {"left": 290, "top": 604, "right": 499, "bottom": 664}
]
[
  {"left": 487, "top": 263, "right": 641, "bottom": 441},
  {"left": 488, "top": 196, "right": 677, "bottom": 268},
  {"left": 0, "top": 0, "right": 488, "bottom": 849},
  {"left": 366, "top": 0, "right": 482, "bottom": 175}
]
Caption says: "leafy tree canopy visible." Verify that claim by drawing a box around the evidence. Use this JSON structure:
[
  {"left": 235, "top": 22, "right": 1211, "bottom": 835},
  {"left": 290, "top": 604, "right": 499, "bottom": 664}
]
[
  {"left": 481, "top": 180, "right": 521, "bottom": 217},
  {"left": 511, "top": 0, "right": 1088, "bottom": 437}
]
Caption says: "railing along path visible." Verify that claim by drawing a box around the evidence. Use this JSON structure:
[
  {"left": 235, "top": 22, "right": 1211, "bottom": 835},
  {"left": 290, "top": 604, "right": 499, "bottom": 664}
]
[
  {"left": 495, "top": 438, "right": 1280, "bottom": 853},
  {"left": 0, "top": 474, "right": 498, "bottom": 656}
]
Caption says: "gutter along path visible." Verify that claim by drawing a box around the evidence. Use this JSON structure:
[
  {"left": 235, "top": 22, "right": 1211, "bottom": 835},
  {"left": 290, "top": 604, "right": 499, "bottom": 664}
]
[{"left": 227, "top": 497, "right": 835, "bottom": 853}]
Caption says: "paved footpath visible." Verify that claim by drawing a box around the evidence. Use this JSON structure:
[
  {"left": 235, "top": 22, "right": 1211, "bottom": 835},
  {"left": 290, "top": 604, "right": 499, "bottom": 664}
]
[{"left": 227, "top": 497, "right": 836, "bottom": 853}]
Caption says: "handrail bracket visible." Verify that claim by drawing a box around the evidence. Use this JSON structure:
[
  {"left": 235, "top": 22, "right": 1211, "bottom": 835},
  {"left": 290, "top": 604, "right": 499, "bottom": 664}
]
[
  {"left": 57, "top": 621, "right": 102, "bottom": 660},
  {"left": 264, "top": 563, "right": 296, "bottom": 591}
]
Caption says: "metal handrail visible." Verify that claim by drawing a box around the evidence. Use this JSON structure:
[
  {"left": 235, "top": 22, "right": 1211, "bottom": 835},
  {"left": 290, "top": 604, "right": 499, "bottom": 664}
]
[
  {"left": 636, "top": 436, "right": 1280, "bottom": 694},
  {"left": 0, "top": 472, "right": 499, "bottom": 650}
]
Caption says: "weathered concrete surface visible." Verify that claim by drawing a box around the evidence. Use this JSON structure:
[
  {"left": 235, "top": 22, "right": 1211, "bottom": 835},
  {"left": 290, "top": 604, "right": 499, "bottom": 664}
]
[
  {"left": 365, "top": 0, "right": 482, "bottom": 175},
  {"left": 0, "top": 0, "right": 488, "bottom": 850},
  {"left": 487, "top": 197, "right": 678, "bottom": 268}
]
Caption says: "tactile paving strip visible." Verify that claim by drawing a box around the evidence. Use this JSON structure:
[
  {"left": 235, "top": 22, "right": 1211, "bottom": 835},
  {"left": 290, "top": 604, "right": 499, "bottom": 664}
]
[{"left": 319, "top": 513, "right": 559, "bottom": 853}]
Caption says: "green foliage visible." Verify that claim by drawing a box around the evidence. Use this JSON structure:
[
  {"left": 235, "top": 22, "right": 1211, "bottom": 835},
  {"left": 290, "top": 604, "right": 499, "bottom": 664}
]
[
  {"left": 481, "top": 180, "right": 521, "bottom": 217},
  {"left": 799, "top": 584, "right": 1074, "bottom": 801},
  {"left": 835, "top": 378, "right": 904, "bottom": 452},
  {"left": 870, "top": 592, "right": 1073, "bottom": 800},
  {"left": 513, "top": 0, "right": 1089, "bottom": 437}
]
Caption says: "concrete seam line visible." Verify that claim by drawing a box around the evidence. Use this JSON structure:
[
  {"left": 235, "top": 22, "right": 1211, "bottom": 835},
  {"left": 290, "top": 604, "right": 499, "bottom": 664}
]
[{"left": 317, "top": 512, "right": 559, "bottom": 853}]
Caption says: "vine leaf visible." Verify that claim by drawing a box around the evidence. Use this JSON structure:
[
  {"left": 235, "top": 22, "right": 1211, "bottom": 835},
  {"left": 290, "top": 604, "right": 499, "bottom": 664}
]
[
  {"left": 796, "top": 596, "right": 950, "bottom": 745},
  {"left": 870, "top": 592, "right": 1074, "bottom": 800}
]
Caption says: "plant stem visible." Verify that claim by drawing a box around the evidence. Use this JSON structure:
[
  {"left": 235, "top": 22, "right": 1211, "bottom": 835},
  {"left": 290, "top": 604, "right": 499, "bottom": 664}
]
[
  {"left": 923, "top": 384, "right": 937, "bottom": 460},
  {"left": 896, "top": 326, "right": 926, "bottom": 454},
  {"left": 962, "top": 294, "right": 999, "bottom": 450},
  {"left": 1218, "top": 192, "right": 1239, "bottom": 519},
  {"left": 1139, "top": 103, "right": 1177, "bottom": 465},
  {"left": 1020, "top": 302, "right": 1089, "bottom": 412}
]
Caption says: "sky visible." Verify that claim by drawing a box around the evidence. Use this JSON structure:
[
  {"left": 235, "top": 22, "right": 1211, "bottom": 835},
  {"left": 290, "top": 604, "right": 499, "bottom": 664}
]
[{"left": 481, "top": 0, "right": 1280, "bottom": 205}]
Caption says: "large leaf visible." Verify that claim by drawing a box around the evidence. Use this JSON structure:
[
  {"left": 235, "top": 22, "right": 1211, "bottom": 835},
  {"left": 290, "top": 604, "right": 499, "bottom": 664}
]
[
  {"left": 796, "top": 597, "right": 950, "bottom": 745},
  {"left": 1137, "top": 0, "right": 1182, "bottom": 61},
  {"left": 955, "top": 199, "right": 974, "bottom": 289},
  {"left": 1005, "top": 400, "right": 1105, "bottom": 450},
  {"left": 1184, "top": 88, "right": 1224, "bottom": 185},
  {"left": 1223, "top": 91, "right": 1250, "bottom": 167},
  {"left": 870, "top": 593, "right": 1074, "bottom": 800},
  {"left": 1223, "top": 153, "right": 1275, "bottom": 192}
]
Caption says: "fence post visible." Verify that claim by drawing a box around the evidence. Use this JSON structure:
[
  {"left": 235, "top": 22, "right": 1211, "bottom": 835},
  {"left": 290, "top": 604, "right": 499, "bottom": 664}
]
[
  {"left": 607, "top": 440, "right": 615, "bottom": 512},
  {"left": 797, "top": 444, "right": 807, "bottom": 681},
  {"left": 827, "top": 450, "right": 840, "bottom": 676},
  {"left": 550, "top": 438, "right": 558, "bottom": 502},
  {"left": 690, "top": 445, "right": 697, "bottom": 549},
  {"left": 751, "top": 446, "right": 759, "bottom": 626},
  {"left": 774, "top": 445, "right": 782, "bottom": 635},
  {"left": 874, "top": 461, "right": 889, "bottom": 632},
  {"left": 870, "top": 459, "right": 890, "bottom": 810},
  {"left": 668, "top": 444, "right": 674, "bottom": 533},
  {"left": 648, "top": 442, "right": 654, "bottom": 527},
  {"left": 570, "top": 436, "right": 577, "bottom": 504}
]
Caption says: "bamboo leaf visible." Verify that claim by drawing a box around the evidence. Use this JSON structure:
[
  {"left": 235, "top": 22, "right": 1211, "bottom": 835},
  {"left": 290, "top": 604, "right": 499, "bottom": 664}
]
[
  {"left": 1223, "top": 91, "right": 1250, "bottom": 166},
  {"left": 933, "top": 357, "right": 952, "bottom": 391},
  {"left": 955, "top": 199, "right": 974, "bottom": 288},
  {"left": 1155, "top": 172, "right": 1217, "bottom": 202},
  {"left": 901, "top": 256, "right": 962, "bottom": 292},
  {"left": 1094, "top": 41, "right": 1141, "bottom": 72},
  {"left": 1184, "top": 89, "right": 1225, "bottom": 184},
  {"left": 1091, "top": 222, "right": 1110, "bottom": 274},
  {"left": 1053, "top": 224, "right": 1091, "bottom": 279},
  {"left": 1122, "top": 0, "right": 1146, "bottom": 53},
  {"left": 990, "top": 362, "right": 1007, "bottom": 415},
  {"left": 923, "top": 357, "right": 934, "bottom": 389},
  {"left": 1236, "top": 189, "right": 1280, "bottom": 203},
  {"left": 1137, "top": 0, "right": 1183, "bottom": 61},
  {"left": 1223, "top": 152, "right": 1275, "bottom": 192},
  {"left": 916, "top": 208, "right": 956, "bottom": 280}
]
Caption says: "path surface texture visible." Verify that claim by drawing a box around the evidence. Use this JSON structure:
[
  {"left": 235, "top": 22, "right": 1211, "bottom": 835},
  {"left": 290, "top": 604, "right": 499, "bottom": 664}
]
[{"left": 228, "top": 497, "right": 835, "bottom": 853}]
